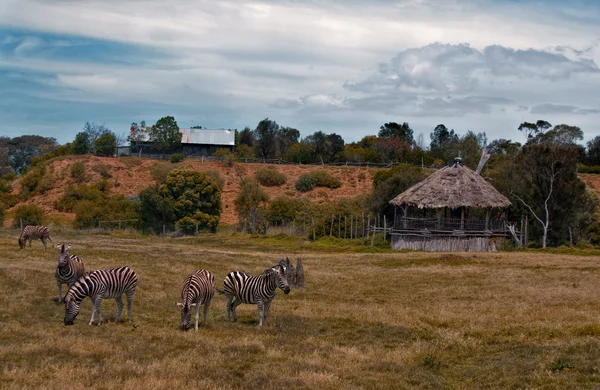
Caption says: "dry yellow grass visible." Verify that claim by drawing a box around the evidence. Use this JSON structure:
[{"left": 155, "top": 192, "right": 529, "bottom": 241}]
[{"left": 1, "top": 229, "right": 600, "bottom": 389}]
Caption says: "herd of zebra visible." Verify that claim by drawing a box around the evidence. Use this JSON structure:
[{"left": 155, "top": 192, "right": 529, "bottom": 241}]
[{"left": 20, "top": 225, "right": 293, "bottom": 329}]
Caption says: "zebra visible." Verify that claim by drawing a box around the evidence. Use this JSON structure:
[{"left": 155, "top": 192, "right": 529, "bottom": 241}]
[
  {"left": 64, "top": 266, "right": 138, "bottom": 326},
  {"left": 18, "top": 225, "right": 52, "bottom": 250},
  {"left": 55, "top": 243, "right": 85, "bottom": 303},
  {"left": 176, "top": 270, "right": 215, "bottom": 331},
  {"left": 218, "top": 264, "right": 290, "bottom": 326}
]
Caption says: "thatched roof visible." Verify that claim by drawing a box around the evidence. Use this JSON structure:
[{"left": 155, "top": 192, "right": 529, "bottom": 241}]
[{"left": 389, "top": 163, "right": 511, "bottom": 209}]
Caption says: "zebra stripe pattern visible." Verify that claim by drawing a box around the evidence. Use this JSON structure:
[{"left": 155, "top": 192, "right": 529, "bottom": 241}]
[
  {"left": 18, "top": 225, "right": 52, "bottom": 250},
  {"left": 64, "top": 266, "right": 138, "bottom": 326},
  {"left": 177, "top": 270, "right": 215, "bottom": 331},
  {"left": 55, "top": 244, "right": 85, "bottom": 303},
  {"left": 219, "top": 264, "right": 290, "bottom": 326}
]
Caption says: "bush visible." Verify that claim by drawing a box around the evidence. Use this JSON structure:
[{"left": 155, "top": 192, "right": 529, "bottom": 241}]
[
  {"left": 13, "top": 204, "right": 45, "bottom": 227},
  {"left": 256, "top": 166, "right": 286, "bottom": 187},
  {"left": 267, "top": 196, "right": 300, "bottom": 224},
  {"left": 55, "top": 181, "right": 111, "bottom": 212},
  {"left": 92, "top": 164, "right": 112, "bottom": 179},
  {"left": 170, "top": 153, "right": 184, "bottom": 163},
  {"left": 19, "top": 166, "right": 45, "bottom": 197},
  {"left": 213, "top": 148, "right": 235, "bottom": 166},
  {"left": 295, "top": 170, "right": 341, "bottom": 192},
  {"left": 0, "top": 206, "right": 4, "bottom": 226},
  {"left": 70, "top": 162, "right": 87, "bottom": 183},
  {"left": 73, "top": 195, "right": 137, "bottom": 228},
  {"left": 578, "top": 164, "right": 600, "bottom": 174},
  {"left": 150, "top": 162, "right": 175, "bottom": 184}
]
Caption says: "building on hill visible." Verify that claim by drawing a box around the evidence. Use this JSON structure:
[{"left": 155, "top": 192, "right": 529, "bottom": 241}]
[
  {"left": 388, "top": 157, "right": 512, "bottom": 252},
  {"left": 121, "top": 128, "right": 235, "bottom": 157}
]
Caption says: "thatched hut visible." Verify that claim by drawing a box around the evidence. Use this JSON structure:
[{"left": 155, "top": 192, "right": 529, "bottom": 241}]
[{"left": 388, "top": 158, "right": 511, "bottom": 252}]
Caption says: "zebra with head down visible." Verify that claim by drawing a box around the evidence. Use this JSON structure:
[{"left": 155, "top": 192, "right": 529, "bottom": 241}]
[
  {"left": 176, "top": 269, "right": 215, "bottom": 331},
  {"left": 218, "top": 264, "right": 290, "bottom": 326},
  {"left": 64, "top": 266, "right": 137, "bottom": 326},
  {"left": 18, "top": 225, "right": 52, "bottom": 251}
]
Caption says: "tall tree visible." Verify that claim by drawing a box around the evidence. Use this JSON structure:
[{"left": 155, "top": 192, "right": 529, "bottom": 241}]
[
  {"left": 9, "top": 135, "right": 58, "bottom": 173},
  {"left": 72, "top": 132, "right": 91, "bottom": 155},
  {"left": 94, "top": 133, "right": 117, "bottom": 157},
  {"left": 276, "top": 127, "right": 300, "bottom": 159},
  {"left": 518, "top": 120, "right": 552, "bottom": 142},
  {"left": 586, "top": 135, "right": 600, "bottom": 165},
  {"left": 129, "top": 121, "right": 148, "bottom": 157},
  {"left": 83, "top": 122, "right": 112, "bottom": 154},
  {"left": 237, "top": 127, "right": 255, "bottom": 148},
  {"left": 254, "top": 118, "right": 279, "bottom": 160},
  {"left": 429, "top": 124, "right": 458, "bottom": 161},
  {"left": 378, "top": 122, "right": 414, "bottom": 145},
  {"left": 149, "top": 116, "right": 182, "bottom": 156}
]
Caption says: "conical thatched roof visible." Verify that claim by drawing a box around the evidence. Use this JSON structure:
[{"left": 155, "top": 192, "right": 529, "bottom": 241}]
[{"left": 389, "top": 162, "right": 511, "bottom": 209}]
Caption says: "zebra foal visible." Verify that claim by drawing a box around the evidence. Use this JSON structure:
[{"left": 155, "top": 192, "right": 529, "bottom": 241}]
[
  {"left": 18, "top": 225, "right": 52, "bottom": 250},
  {"left": 55, "top": 244, "right": 85, "bottom": 303},
  {"left": 64, "top": 266, "right": 138, "bottom": 326},
  {"left": 176, "top": 270, "right": 215, "bottom": 331},
  {"left": 218, "top": 264, "right": 290, "bottom": 326}
]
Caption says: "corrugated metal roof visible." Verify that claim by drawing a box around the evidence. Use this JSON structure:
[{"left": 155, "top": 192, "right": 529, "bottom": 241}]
[
  {"left": 180, "top": 128, "right": 235, "bottom": 145},
  {"left": 137, "top": 128, "right": 235, "bottom": 146}
]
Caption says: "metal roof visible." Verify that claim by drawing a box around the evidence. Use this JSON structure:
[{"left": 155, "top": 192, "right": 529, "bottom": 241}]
[{"left": 180, "top": 128, "right": 235, "bottom": 146}]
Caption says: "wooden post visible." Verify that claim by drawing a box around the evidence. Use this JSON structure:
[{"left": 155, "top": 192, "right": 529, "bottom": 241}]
[
  {"left": 384, "top": 215, "right": 387, "bottom": 241},
  {"left": 460, "top": 207, "right": 465, "bottom": 230},
  {"left": 366, "top": 214, "right": 370, "bottom": 240},
  {"left": 330, "top": 215, "right": 334, "bottom": 237},
  {"left": 485, "top": 208, "right": 490, "bottom": 230},
  {"left": 362, "top": 212, "right": 365, "bottom": 238},
  {"left": 524, "top": 215, "right": 529, "bottom": 246},
  {"left": 350, "top": 216, "right": 353, "bottom": 239},
  {"left": 338, "top": 215, "right": 341, "bottom": 238},
  {"left": 344, "top": 216, "right": 347, "bottom": 239}
]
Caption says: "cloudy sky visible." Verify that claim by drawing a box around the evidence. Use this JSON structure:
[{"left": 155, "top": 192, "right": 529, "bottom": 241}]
[{"left": 1, "top": 0, "right": 599, "bottom": 146}]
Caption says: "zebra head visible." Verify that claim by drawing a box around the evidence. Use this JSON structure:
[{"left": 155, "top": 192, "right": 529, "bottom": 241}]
[
  {"left": 56, "top": 243, "right": 72, "bottom": 267},
  {"left": 272, "top": 265, "right": 291, "bottom": 294},
  {"left": 18, "top": 236, "right": 24, "bottom": 250},
  {"left": 176, "top": 302, "right": 197, "bottom": 331},
  {"left": 63, "top": 294, "right": 80, "bottom": 326}
]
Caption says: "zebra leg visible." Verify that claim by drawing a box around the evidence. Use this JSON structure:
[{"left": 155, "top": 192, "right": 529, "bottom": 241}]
[
  {"left": 194, "top": 301, "right": 201, "bottom": 330},
  {"left": 57, "top": 281, "right": 63, "bottom": 303},
  {"left": 231, "top": 299, "right": 241, "bottom": 322},
  {"left": 226, "top": 296, "right": 233, "bottom": 321},
  {"left": 203, "top": 299, "right": 211, "bottom": 325},
  {"left": 263, "top": 300, "right": 273, "bottom": 326},
  {"left": 115, "top": 295, "right": 124, "bottom": 322},
  {"left": 257, "top": 300, "right": 265, "bottom": 326},
  {"left": 42, "top": 238, "right": 47, "bottom": 251},
  {"left": 90, "top": 297, "right": 103, "bottom": 325},
  {"left": 126, "top": 292, "right": 134, "bottom": 322}
]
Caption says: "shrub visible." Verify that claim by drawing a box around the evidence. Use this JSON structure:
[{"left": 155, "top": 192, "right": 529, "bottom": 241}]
[
  {"left": 170, "top": 153, "right": 184, "bottom": 163},
  {"left": 295, "top": 170, "right": 341, "bottom": 192},
  {"left": 13, "top": 204, "right": 45, "bottom": 227},
  {"left": 74, "top": 195, "right": 137, "bottom": 228},
  {"left": 267, "top": 196, "right": 300, "bottom": 224},
  {"left": 55, "top": 181, "right": 110, "bottom": 212},
  {"left": 19, "top": 166, "right": 45, "bottom": 197},
  {"left": 92, "top": 164, "right": 112, "bottom": 179},
  {"left": 0, "top": 206, "right": 4, "bottom": 226},
  {"left": 213, "top": 148, "right": 235, "bottom": 166},
  {"left": 70, "top": 162, "right": 87, "bottom": 183},
  {"left": 256, "top": 166, "right": 286, "bottom": 187},
  {"left": 150, "top": 162, "right": 175, "bottom": 184}
]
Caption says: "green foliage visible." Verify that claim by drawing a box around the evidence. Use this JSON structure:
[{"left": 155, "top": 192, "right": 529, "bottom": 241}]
[
  {"left": 13, "top": 204, "right": 45, "bottom": 227},
  {"left": 92, "top": 164, "right": 112, "bottom": 179},
  {"left": 256, "top": 166, "right": 286, "bottom": 187},
  {"left": 204, "top": 170, "right": 224, "bottom": 190},
  {"left": 55, "top": 181, "right": 111, "bottom": 212},
  {"left": 30, "top": 143, "right": 73, "bottom": 166},
  {"left": 213, "top": 148, "right": 235, "bottom": 166},
  {"left": 73, "top": 195, "right": 137, "bottom": 228},
  {"left": 70, "top": 162, "right": 87, "bottom": 183},
  {"left": 149, "top": 116, "right": 182, "bottom": 154},
  {"left": 266, "top": 196, "right": 301, "bottom": 224},
  {"left": 72, "top": 132, "right": 91, "bottom": 155},
  {"left": 234, "top": 144, "right": 254, "bottom": 158},
  {"left": 295, "top": 170, "right": 341, "bottom": 192},
  {"left": 170, "top": 153, "right": 184, "bottom": 163},
  {"left": 235, "top": 179, "right": 269, "bottom": 231},
  {"left": 577, "top": 164, "right": 600, "bottom": 174},
  {"left": 94, "top": 133, "right": 117, "bottom": 157},
  {"left": 139, "top": 167, "right": 222, "bottom": 234},
  {"left": 19, "top": 165, "right": 46, "bottom": 198}
]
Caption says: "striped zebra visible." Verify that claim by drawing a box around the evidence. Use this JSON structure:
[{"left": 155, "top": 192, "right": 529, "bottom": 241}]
[
  {"left": 64, "top": 266, "right": 138, "bottom": 326},
  {"left": 18, "top": 225, "right": 52, "bottom": 250},
  {"left": 176, "top": 270, "right": 215, "bottom": 331},
  {"left": 55, "top": 244, "right": 85, "bottom": 303},
  {"left": 218, "top": 264, "right": 290, "bottom": 326}
]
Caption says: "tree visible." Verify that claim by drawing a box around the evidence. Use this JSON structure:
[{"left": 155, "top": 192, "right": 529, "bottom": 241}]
[
  {"left": 518, "top": 120, "right": 552, "bottom": 142},
  {"left": 586, "top": 135, "right": 600, "bottom": 165},
  {"left": 430, "top": 124, "right": 458, "bottom": 161},
  {"left": 94, "top": 133, "right": 117, "bottom": 157},
  {"left": 233, "top": 164, "right": 268, "bottom": 233},
  {"left": 237, "top": 127, "right": 255, "bottom": 148},
  {"left": 378, "top": 122, "right": 414, "bottom": 145},
  {"left": 129, "top": 121, "right": 148, "bottom": 156},
  {"left": 83, "top": 122, "right": 112, "bottom": 154},
  {"left": 8, "top": 135, "right": 58, "bottom": 173},
  {"left": 72, "top": 132, "right": 91, "bottom": 155},
  {"left": 254, "top": 118, "right": 279, "bottom": 160},
  {"left": 149, "top": 116, "right": 182, "bottom": 156},
  {"left": 276, "top": 127, "right": 300, "bottom": 159}
]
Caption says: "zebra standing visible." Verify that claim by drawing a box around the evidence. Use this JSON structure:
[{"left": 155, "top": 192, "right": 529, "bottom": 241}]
[
  {"left": 176, "top": 270, "right": 215, "bottom": 331},
  {"left": 55, "top": 244, "right": 85, "bottom": 303},
  {"left": 18, "top": 225, "right": 52, "bottom": 250},
  {"left": 218, "top": 264, "right": 290, "bottom": 326},
  {"left": 64, "top": 266, "right": 138, "bottom": 326}
]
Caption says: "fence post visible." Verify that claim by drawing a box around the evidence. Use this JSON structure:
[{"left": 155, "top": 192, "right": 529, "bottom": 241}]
[
  {"left": 350, "top": 216, "right": 353, "bottom": 239},
  {"left": 20, "top": 218, "right": 23, "bottom": 230},
  {"left": 384, "top": 215, "right": 387, "bottom": 241},
  {"left": 344, "top": 216, "right": 347, "bottom": 239},
  {"left": 196, "top": 223, "right": 199, "bottom": 235},
  {"left": 366, "top": 214, "right": 370, "bottom": 240},
  {"left": 163, "top": 224, "right": 166, "bottom": 235},
  {"left": 330, "top": 215, "right": 334, "bottom": 237},
  {"left": 338, "top": 215, "right": 341, "bottom": 238}
]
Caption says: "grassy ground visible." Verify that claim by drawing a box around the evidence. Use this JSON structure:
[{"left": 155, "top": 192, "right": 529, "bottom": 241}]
[{"left": 1, "top": 228, "right": 600, "bottom": 389}]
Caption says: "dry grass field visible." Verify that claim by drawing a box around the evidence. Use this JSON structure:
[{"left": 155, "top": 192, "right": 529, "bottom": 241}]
[{"left": 1, "top": 228, "right": 600, "bottom": 389}]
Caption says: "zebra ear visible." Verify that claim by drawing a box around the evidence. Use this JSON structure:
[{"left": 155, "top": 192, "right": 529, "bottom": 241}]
[
  {"left": 189, "top": 303, "right": 197, "bottom": 308},
  {"left": 175, "top": 302, "right": 183, "bottom": 308},
  {"left": 56, "top": 243, "right": 62, "bottom": 250},
  {"left": 67, "top": 244, "right": 72, "bottom": 250}
]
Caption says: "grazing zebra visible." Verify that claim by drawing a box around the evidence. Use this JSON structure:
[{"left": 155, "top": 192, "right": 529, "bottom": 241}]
[
  {"left": 18, "top": 225, "right": 52, "bottom": 250},
  {"left": 64, "top": 266, "right": 138, "bottom": 326},
  {"left": 218, "top": 264, "right": 290, "bottom": 326},
  {"left": 55, "top": 244, "right": 85, "bottom": 303},
  {"left": 176, "top": 270, "right": 215, "bottom": 331}
]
